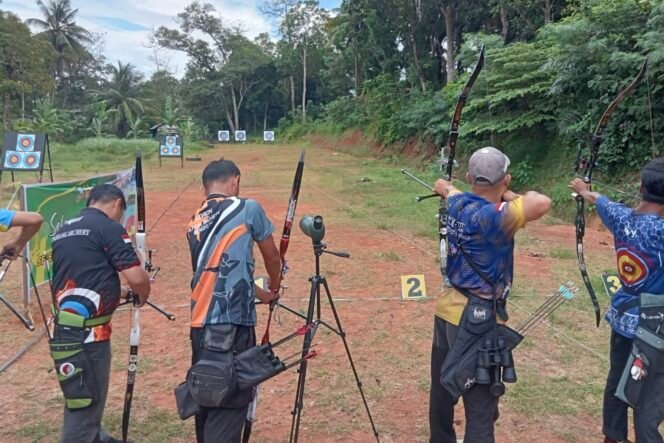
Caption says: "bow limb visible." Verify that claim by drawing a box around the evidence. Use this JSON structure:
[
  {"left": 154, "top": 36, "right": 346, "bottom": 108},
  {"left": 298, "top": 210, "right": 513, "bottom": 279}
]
[
  {"left": 122, "top": 151, "right": 147, "bottom": 443},
  {"left": 581, "top": 60, "right": 648, "bottom": 184},
  {"left": 245, "top": 150, "right": 306, "bottom": 443},
  {"left": 262, "top": 150, "right": 305, "bottom": 345},
  {"left": 574, "top": 195, "right": 601, "bottom": 326},
  {"left": 443, "top": 45, "right": 485, "bottom": 181},
  {"left": 574, "top": 60, "right": 647, "bottom": 327},
  {"left": 439, "top": 45, "right": 485, "bottom": 279}
]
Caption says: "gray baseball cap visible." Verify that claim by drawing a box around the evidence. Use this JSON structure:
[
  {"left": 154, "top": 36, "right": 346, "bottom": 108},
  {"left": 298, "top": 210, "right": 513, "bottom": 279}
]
[{"left": 468, "top": 147, "right": 510, "bottom": 186}]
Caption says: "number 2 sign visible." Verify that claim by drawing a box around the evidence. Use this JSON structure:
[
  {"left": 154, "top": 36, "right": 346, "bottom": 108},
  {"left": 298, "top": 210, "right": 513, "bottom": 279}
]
[{"left": 401, "top": 275, "right": 427, "bottom": 299}]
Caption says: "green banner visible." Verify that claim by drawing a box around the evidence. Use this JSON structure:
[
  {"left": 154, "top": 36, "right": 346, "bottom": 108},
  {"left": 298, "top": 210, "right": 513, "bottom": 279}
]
[{"left": 21, "top": 169, "right": 136, "bottom": 293}]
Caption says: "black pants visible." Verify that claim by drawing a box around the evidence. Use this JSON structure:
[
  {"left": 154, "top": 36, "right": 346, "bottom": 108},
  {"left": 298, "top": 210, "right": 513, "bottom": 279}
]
[
  {"left": 60, "top": 340, "right": 111, "bottom": 443},
  {"left": 191, "top": 326, "right": 256, "bottom": 443},
  {"left": 604, "top": 330, "right": 664, "bottom": 443},
  {"left": 429, "top": 316, "right": 499, "bottom": 443}
]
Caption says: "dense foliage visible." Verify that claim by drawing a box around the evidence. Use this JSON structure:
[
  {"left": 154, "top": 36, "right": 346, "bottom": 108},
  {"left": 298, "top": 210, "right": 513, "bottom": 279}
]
[{"left": 0, "top": 0, "right": 662, "bottom": 184}]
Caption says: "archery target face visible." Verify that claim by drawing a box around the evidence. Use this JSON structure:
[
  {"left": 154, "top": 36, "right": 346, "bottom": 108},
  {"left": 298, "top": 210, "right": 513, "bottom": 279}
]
[
  {"left": 3, "top": 150, "right": 42, "bottom": 170},
  {"left": 159, "top": 134, "right": 183, "bottom": 157},
  {"left": 1, "top": 132, "right": 46, "bottom": 171},
  {"left": 218, "top": 131, "right": 230, "bottom": 142},
  {"left": 16, "top": 134, "right": 36, "bottom": 152},
  {"left": 23, "top": 152, "right": 41, "bottom": 168},
  {"left": 5, "top": 152, "right": 20, "bottom": 167},
  {"left": 264, "top": 131, "right": 275, "bottom": 142},
  {"left": 235, "top": 131, "right": 246, "bottom": 142}
]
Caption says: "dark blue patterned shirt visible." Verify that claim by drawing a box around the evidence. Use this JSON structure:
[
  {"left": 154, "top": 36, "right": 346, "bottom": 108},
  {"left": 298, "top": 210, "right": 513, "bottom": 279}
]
[{"left": 597, "top": 196, "right": 664, "bottom": 338}]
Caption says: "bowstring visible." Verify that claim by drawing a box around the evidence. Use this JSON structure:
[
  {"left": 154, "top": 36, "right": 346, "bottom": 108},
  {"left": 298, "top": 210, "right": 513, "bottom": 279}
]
[
  {"left": 646, "top": 74, "right": 658, "bottom": 158},
  {"left": 4, "top": 185, "right": 21, "bottom": 209},
  {"left": 147, "top": 177, "right": 196, "bottom": 233},
  {"left": 484, "top": 46, "right": 495, "bottom": 147}
]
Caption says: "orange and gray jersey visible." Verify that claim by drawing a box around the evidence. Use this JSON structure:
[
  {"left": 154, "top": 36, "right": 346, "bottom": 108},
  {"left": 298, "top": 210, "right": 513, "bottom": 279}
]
[{"left": 187, "top": 194, "right": 274, "bottom": 328}]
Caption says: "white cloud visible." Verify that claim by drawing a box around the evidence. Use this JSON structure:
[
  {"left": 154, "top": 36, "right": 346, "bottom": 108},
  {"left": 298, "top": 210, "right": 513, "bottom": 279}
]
[{"left": 3, "top": 0, "right": 274, "bottom": 78}]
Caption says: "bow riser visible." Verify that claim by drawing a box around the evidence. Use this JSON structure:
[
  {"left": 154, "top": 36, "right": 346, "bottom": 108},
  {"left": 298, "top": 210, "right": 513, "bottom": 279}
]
[
  {"left": 574, "top": 60, "right": 647, "bottom": 327},
  {"left": 439, "top": 46, "right": 485, "bottom": 279},
  {"left": 246, "top": 151, "right": 305, "bottom": 443},
  {"left": 278, "top": 154, "right": 305, "bottom": 277},
  {"left": 123, "top": 152, "right": 146, "bottom": 443}
]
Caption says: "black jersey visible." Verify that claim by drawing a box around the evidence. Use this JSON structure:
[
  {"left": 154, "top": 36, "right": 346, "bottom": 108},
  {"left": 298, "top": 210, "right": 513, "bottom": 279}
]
[{"left": 52, "top": 207, "right": 140, "bottom": 342}]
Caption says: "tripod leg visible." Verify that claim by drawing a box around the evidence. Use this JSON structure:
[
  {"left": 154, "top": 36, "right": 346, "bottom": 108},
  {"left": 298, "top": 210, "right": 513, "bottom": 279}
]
[
  {"left": 0, "top": 294, "right": 34, "bottom": 330},
  {"left": 289, "top": 277, "right": 320, "bottom": 443},
  {"left": 321, "top": 278, "right": 380, "bottom": 442}
]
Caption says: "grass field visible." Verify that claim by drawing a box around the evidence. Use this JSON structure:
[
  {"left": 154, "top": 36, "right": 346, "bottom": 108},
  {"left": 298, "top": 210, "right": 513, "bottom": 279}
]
[{"left": 0, "top": 138, "right": 645, "bottom": 442}]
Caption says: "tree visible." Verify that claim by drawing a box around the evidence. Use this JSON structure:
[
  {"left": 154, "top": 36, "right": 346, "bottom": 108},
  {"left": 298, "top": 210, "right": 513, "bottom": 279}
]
[
  {"left": 156, "top": 95, "right": 183, "bottom": 127},
  {"left": 0, "top": 12, "right": 54, "bottom": 129},
  {"left": 142, "top": 70, "right": 181, "bottom": 107},
  {"left": 154, "top": 1, "right": 270, "bottom": 132},
  {"left": 31, "top": 98, "right": 72, "bottom": 140},
  {"left": 26, "top": 0, "right": 93, "bottom": 90},
  {"left": 262, "top": 0, "right": 299, "bottom": 112},
  {"left": 282, "top": 1, "right": 329, "bottom": 122},
  {"left": 99, "top": 61, "right": 144, "bottom": 137}
]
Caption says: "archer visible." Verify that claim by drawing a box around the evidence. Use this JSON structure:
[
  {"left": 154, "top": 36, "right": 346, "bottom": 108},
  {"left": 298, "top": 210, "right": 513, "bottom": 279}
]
[
  {"left": 49, "top": 184, "right": 152, "bottom": 442},
  {"left": 430, "top": 147, "right": 552, "bottom": 443},
  {"left": 185, "top": 159, "right": 281, "bottom": 442},
  {"left": 570, "top": 157, "right": 664, "bottom": 443}
]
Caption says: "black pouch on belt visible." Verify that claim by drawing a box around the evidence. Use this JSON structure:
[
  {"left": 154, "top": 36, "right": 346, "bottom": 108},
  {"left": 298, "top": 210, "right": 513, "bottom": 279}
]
[
  {"left": 440, "top": 295, "right": 496, "bottom": 400},
  {"left": 186, "top": 324, "right": 238, "bottom": 408},
  {"left": 174, "top": 381, "right": 202, "bottom": 420},
  {"left": 616, "top": 293, "right": 664, "bottom": 408}
]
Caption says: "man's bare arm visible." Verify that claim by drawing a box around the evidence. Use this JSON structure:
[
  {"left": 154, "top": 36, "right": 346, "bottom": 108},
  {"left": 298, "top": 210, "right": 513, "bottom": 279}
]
[
  {"left": 120, "top": 266, "right": 151, "bottom": 306},
  {"left": 1, "top": 211, "right": 44, "bottom": 258},
  {"left": 257, "top": 234, "right": 281, "bottom": 293},
  {"left": 521, "top": 191, "right": 552, "bottom": 222},
  {"left": 570, "top": 178, "right": 601, "bottom": 205},
  {"left": 434, "top": 179, "right": 460, "bottom": 198}
]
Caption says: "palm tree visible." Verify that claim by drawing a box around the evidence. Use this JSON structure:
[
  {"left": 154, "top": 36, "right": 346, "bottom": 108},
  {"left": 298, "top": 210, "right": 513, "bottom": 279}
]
[
  {"left": 100, "top": 61, "right": 145, "bottom": 138},
  {"left": 26, "top": 0, "right": 93, "bottom": 86}
]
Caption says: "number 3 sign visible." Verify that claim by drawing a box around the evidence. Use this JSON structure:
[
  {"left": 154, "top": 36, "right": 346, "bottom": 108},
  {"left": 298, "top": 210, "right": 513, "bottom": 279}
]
[{"left": 601, "top": 272, "right": 622, "bottom": 297}]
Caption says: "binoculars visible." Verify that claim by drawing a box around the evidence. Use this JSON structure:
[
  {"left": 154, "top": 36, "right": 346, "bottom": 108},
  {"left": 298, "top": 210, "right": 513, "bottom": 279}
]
[{"left": 476, "top": 337, "right": 517, "bottom": 397}]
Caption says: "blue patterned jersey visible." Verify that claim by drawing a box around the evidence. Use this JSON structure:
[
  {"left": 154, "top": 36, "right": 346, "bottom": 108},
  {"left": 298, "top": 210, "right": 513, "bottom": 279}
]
[
  {"left": 597, "top": 196, "right": 664, "bottom": 338},
  {"left": 0, "top": 209, "right": 15, "bottom": 231},
  {"left": 444, "top": 191, "right": 526, "bottom": 300}
]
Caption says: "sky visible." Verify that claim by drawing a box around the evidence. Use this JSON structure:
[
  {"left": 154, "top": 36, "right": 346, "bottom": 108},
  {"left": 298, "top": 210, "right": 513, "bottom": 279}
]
[{"left": 3, "top": 0, "right": 342, "bottom": 77}]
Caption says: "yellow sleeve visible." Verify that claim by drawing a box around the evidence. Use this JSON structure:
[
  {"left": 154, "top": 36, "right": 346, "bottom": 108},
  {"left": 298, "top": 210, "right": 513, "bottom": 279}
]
[{"left": 503, "top": 196, "right": 526, "bottom": 234}]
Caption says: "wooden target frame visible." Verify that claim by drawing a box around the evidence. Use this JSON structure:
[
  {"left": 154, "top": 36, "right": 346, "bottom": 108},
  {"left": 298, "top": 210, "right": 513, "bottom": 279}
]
[{"left": 0, "top": 132, "right": 54, "bottom": 184}]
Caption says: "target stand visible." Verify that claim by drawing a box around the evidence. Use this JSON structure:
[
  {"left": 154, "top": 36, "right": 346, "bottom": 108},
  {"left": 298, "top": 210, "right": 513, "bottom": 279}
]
[
  {"left": 218, "top": 130, "right": 230, "bottom": 143},
  {"left": 158, "top": 133, "right": 184, "bottom": 168},
  {"left": 234, "top": 130, "right": 246, "bottom": 143},
  {"left": 0, "top": 132, "right": 54, "bottom": 185}
]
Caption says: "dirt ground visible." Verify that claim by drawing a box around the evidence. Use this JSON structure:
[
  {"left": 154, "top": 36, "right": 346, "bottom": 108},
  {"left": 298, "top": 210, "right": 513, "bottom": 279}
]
[{"left": 0, "top": 143, "right": 625, "bottom": 442}]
